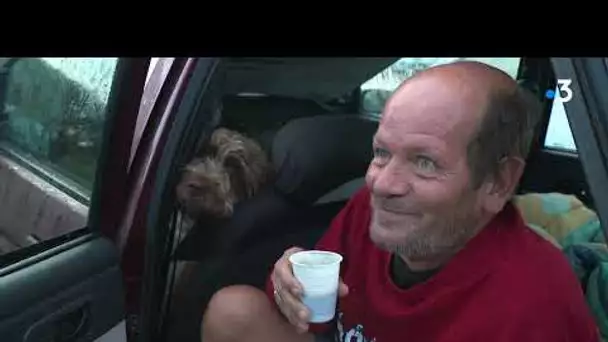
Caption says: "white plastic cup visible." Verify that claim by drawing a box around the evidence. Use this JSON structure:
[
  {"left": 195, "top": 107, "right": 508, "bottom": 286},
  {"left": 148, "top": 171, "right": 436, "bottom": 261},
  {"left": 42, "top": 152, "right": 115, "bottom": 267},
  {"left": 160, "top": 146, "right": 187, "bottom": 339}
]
[{"left": 289, "top": 250, "right": 343, "bottom": 323}]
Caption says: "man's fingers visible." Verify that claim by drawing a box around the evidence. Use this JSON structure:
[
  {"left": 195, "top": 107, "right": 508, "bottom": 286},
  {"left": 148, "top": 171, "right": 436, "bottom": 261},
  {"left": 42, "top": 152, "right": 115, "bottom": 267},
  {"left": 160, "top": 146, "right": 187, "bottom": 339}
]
[
  {"left": 282, "top": 306, "right": 308, "bottom": 332},
  {"left": 276, "top": 288, "right": 310, "bottom": 331},
  {"left": 338, "top": 280, "right": 349, "bottom": 297},
  {"left": 283, "top": 246, "right": 305, "bottom": 256},
  {"left": 275, "top": 265, "right": 303, "bottom": 295},
  {"left": 275, "top": 248, "right": 305, "bottom": 295},
  {"left": 280, "top": 289, "right": 310, "bottom": 321}
]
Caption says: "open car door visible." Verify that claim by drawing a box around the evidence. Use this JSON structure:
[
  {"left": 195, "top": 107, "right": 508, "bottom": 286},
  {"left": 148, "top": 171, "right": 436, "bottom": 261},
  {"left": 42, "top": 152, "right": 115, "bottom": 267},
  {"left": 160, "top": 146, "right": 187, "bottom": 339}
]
[
  {"left": 551, "top": 57, "right": 608, "bottom": 338},
  {"left": 0, "top": 58, "right": 149, "bottom": 341}
]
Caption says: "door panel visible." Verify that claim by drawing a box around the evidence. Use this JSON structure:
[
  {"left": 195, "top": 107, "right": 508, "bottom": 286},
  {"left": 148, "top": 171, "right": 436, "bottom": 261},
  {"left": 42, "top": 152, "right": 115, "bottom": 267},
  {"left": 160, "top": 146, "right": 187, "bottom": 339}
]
[{"left": 0, "top": 236, "right": 125, "bottom": 341}]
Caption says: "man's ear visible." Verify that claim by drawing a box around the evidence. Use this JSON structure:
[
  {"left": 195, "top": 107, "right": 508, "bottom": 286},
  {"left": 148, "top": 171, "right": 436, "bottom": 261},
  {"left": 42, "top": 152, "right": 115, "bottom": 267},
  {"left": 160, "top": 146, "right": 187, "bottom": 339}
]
[{"left": 482, "top": 156, "right": 526, "bottom": 214}]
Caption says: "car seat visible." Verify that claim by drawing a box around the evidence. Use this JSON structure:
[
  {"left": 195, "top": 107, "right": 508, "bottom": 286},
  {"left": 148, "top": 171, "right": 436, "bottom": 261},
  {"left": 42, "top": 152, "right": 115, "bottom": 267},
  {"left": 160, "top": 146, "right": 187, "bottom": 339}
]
[
  {"left": 167, "top": 114, "right": 377, "bottom": 342},
  {"left": 220, "top": 114, "right": 378, "bottom": 288},
  {"left": 175, "top": 114, "right": 377, "bottom": 272}
]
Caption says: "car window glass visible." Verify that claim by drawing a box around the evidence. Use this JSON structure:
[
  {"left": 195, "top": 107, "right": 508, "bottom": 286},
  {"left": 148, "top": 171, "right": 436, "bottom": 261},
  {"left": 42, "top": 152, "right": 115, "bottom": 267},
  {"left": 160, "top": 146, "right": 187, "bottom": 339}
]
[
  {"left": 0, "top": 58, "right": 118, "bottom": 255},
  {"left": 544, "top": 90, "right": 577, "bottom": 152},
  {"left": 359, "top": 57, "right": 577, "bottom": 154},
  {"left": 359, "top": 58, "right": 521, "bottom": 115}
]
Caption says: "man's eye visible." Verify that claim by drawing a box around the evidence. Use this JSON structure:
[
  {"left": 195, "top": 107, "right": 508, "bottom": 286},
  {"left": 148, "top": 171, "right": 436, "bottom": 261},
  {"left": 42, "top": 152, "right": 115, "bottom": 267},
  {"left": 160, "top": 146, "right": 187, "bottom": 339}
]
[
  {"left": 373, "top": 147, "right": 390, "bottom": 159},
  {"left": 415, "top": 156, "right": 436, "bottom": 172}
]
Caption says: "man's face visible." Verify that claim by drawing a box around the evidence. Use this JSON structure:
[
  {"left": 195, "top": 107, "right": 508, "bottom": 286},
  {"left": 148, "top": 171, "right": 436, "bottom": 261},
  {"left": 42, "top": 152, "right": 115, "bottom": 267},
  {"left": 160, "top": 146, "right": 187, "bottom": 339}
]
[{"left": 365, "top": 75, "right": 489, "bottom": 262}]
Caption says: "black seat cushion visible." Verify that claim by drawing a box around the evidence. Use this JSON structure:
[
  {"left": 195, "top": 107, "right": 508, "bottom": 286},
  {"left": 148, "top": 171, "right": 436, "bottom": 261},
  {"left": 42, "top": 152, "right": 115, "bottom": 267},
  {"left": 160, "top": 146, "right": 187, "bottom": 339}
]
[
  {"left": 221, "top": 200, "right": 348, "bottom": 289},
  {"left": 272, "top": 115, "right": 377, "bottom": 204},
  {"left": 175, "top": 187, "right": 347, "bottom": 262},
  {"left": 174, "top": 187, "right": 299, "bottom": 261}
]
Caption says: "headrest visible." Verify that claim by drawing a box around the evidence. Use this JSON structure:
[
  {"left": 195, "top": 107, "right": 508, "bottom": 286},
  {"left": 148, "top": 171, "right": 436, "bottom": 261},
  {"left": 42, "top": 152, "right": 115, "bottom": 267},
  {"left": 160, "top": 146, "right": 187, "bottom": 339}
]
[{"left": 272, "top": 115, "right": 378, "bottom": 204}]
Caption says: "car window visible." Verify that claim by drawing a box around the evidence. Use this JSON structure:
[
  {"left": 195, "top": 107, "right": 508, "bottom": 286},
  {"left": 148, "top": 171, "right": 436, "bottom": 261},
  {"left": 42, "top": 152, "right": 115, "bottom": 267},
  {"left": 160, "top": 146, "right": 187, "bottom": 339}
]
[
  {"left": 1, "top": 58, "right": 118, "bottom": 193},
  {"left": 359, "top": 58, "right": 521, "bottom": 115},
  {"left": 0, "top": 58, "right": 119, "bottom": 255},
  {"left": 358, "top": 57, "right": 578, "bottom": 154},
  {"left": 544, "top": 90, "right": 577, "bottom": 152}
]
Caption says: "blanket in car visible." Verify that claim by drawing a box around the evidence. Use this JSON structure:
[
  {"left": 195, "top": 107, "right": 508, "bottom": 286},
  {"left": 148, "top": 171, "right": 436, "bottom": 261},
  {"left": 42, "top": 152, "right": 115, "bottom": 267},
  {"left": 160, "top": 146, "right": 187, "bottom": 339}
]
[{"left": 514, "top": 192, "right": 607, "bottom": 341}]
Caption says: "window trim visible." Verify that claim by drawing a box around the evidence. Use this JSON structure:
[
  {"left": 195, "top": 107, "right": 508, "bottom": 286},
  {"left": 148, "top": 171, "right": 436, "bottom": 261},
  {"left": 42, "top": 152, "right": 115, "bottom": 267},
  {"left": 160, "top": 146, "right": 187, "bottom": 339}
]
[
  {"left": 88, "top": 58, "right": 150, "bottom": 235},
  {"left": 0, "top": 227, "right": 92, "bottom": 272},
  {"left": 541, "top": 146, "right": 579, "bottom": 159},
  {"left": 0, "top": 144, "right": 90, "bottom": 205},
  {"left": 136, "top": 57, "right": 221, "bottom": 341}
]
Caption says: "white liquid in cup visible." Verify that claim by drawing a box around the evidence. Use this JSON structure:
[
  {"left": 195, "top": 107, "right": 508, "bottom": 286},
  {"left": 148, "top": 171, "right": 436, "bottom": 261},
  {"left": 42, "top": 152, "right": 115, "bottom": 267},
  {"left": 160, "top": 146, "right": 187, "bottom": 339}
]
[{"left": 289, "top": 250, "right": 343, "bottom": 323}]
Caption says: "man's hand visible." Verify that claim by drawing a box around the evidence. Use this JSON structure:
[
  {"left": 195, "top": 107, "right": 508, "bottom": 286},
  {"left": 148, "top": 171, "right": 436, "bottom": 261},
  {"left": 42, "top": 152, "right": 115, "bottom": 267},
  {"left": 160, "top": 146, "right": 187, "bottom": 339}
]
[{"left": 270, "top": 247, "right": 349, "bottom": 334}]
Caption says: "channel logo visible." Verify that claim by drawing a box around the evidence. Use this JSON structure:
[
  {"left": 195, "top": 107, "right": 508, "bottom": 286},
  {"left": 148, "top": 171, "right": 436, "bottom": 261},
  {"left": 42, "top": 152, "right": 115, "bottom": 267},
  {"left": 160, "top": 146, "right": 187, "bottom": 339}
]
[{"left": 545, "top": 79, "right": 573, "bottom": 103}]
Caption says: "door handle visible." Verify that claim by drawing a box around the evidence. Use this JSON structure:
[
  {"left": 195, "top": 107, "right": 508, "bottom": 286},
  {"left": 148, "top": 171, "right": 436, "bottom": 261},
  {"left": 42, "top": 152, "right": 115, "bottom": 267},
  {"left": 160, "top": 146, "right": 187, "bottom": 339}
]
[{"left": 23, "top": 301, "right": 90, "bottom": 342}]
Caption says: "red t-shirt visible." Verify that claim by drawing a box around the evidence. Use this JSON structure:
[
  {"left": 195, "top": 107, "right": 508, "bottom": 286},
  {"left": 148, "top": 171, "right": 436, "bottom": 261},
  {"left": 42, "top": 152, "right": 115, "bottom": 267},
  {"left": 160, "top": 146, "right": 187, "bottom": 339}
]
[{"left": 267, "top": 187, "right": 600, "bottom": 341}]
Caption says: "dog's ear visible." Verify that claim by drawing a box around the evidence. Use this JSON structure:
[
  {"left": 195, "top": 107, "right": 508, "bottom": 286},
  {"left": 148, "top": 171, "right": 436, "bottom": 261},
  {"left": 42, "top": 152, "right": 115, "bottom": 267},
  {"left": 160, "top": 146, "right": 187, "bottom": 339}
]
[
  {"left": 212, "top": 128, "right": 273, "bottom": 200},
  {"left": 223, "top": 152, "right": 252, "bottom": 199},
  {"left": 195, "top": 128, "right": 231, "bottom": 158},
  {"left": 205, "top": 128, "right": 234, "bottom": 155}
]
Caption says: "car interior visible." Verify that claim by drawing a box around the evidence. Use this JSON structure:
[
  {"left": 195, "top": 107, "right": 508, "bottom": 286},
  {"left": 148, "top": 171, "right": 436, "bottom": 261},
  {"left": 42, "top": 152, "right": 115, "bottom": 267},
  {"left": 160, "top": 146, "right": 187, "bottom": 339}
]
[
  {"left": 158, "top": 57, "right": 604, "bottom": 342},
  {"left": 1, "top": 57, "right": 605, "bottom": 342}
]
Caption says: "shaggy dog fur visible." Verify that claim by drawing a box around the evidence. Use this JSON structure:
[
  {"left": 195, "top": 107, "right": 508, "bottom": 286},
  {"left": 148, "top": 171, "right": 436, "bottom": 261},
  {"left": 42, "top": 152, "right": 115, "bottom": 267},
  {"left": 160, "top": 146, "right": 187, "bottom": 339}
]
[{"left": 175, "top": 127, "right": 273, "bottom": 220}]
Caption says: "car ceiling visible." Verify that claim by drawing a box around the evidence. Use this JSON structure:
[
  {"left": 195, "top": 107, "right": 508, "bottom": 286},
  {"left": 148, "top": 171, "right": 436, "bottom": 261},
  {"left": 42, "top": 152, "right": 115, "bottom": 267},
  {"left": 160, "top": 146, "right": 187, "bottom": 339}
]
[{"left": 222, "top": 58, "right": 400, "bottom": 101}]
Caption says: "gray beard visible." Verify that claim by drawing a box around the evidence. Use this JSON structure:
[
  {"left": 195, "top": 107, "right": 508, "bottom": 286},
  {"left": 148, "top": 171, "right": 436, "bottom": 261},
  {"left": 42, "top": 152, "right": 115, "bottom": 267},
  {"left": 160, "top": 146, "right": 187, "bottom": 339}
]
[{"left": 370, "top": 211, "right": 481, "bottom": 262}]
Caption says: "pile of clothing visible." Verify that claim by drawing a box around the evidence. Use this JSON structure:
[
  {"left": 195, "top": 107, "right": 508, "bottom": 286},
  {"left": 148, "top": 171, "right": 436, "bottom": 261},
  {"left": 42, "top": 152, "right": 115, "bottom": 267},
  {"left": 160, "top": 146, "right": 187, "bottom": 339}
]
[{"left": 514, "top": 192, "right": 608, "bottom": 340}]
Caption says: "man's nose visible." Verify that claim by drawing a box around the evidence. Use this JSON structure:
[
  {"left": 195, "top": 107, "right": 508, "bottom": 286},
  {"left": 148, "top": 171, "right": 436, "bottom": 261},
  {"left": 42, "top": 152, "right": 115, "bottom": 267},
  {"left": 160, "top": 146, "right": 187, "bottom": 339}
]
[{"left": 370, "top": 163, "right": 411, "bottom": 197}]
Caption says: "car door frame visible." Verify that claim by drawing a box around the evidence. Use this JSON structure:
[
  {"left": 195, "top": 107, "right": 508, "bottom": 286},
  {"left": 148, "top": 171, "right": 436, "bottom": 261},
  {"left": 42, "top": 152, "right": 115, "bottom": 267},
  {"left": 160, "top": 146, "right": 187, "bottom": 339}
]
[
  {"left": 551, "top": 57, "right": 608, "bottom": 239},
  {"left": 100, "top": 58, "right": 224, "bottom": 342},
  {"left": 135, "top": 57, "right": 223, "bottom": 342}
]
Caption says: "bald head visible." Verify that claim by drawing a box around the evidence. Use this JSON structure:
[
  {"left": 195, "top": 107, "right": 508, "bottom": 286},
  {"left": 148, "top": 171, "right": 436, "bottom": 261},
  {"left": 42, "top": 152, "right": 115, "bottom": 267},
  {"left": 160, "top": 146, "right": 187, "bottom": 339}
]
[
  {"left": 411, "top": 60, "right": 518, "bottom": 86},
  {"left": 389, "top": 61, "right": 519, "bottom": 118},
  {"left": 384, "top": 60, "right": 542, "bottom": 188}
]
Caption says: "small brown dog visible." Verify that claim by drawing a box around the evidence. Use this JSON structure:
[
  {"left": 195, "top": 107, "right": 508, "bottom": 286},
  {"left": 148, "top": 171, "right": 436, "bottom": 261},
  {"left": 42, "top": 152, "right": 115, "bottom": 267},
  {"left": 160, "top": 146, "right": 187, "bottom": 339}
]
[{"left": 176, "top": 128, "right": 273, "bottom": 220}]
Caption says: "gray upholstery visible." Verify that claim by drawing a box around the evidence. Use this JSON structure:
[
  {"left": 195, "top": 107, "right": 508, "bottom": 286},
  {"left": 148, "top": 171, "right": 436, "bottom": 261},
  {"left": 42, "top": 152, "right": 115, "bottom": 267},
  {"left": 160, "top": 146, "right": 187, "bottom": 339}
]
[{"left": 315, "top": 177, "right": 366, "bottom": 205}]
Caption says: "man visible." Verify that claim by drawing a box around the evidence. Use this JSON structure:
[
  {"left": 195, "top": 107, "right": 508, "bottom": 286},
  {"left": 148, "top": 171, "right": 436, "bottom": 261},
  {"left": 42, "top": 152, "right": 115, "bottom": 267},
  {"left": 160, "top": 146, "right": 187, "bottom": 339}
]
[{"left": 201, "top": 61, "right": 600, "bottom": 341}]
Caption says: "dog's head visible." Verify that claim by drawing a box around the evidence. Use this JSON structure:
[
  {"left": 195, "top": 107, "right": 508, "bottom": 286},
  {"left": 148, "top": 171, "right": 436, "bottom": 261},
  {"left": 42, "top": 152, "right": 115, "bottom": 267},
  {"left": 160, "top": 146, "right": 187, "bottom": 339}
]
[
  {"left": 176, "top": 128, "right": 274, "bottom": 220},
  {"left": 175, "top": 157, "right": 237, "bottom": 219},
  {"left": 212, "top": 128, "right": 274, "bottom": 200}
]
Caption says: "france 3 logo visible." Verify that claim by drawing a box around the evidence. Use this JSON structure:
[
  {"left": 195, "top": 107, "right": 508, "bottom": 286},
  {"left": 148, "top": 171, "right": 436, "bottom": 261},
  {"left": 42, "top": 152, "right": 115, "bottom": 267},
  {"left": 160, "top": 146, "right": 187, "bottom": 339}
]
[{"left": 545, "top": 79, "right": 573, "bottom": 103}]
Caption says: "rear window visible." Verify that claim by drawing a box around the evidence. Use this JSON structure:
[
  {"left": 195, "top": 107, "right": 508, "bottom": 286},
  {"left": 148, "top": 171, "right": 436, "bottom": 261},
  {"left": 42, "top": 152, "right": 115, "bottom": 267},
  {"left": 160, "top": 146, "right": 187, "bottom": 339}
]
[
  {"left": 358, "top": 58, "right": 578, "bottom": 153},
  {"left": 359, "top": 58, "right": 522, "bottom": 116}
]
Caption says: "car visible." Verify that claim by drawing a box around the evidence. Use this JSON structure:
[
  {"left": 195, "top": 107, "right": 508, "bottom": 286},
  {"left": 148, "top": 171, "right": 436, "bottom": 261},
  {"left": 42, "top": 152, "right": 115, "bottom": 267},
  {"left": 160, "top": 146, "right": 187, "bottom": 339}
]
[{"left": 0, "top": 57, "right": 606, "bottom": 342}]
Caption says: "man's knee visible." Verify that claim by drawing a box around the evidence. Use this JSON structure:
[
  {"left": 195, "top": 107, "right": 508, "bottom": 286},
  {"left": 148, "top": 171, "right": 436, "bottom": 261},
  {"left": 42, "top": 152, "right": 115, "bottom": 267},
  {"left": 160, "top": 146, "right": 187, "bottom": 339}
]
[
  {"left": 203, "top": 285, "right": 316, "bottom": 342},
  {"left": 202, "top": 285, "right": 271, "bottom": 336}
]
